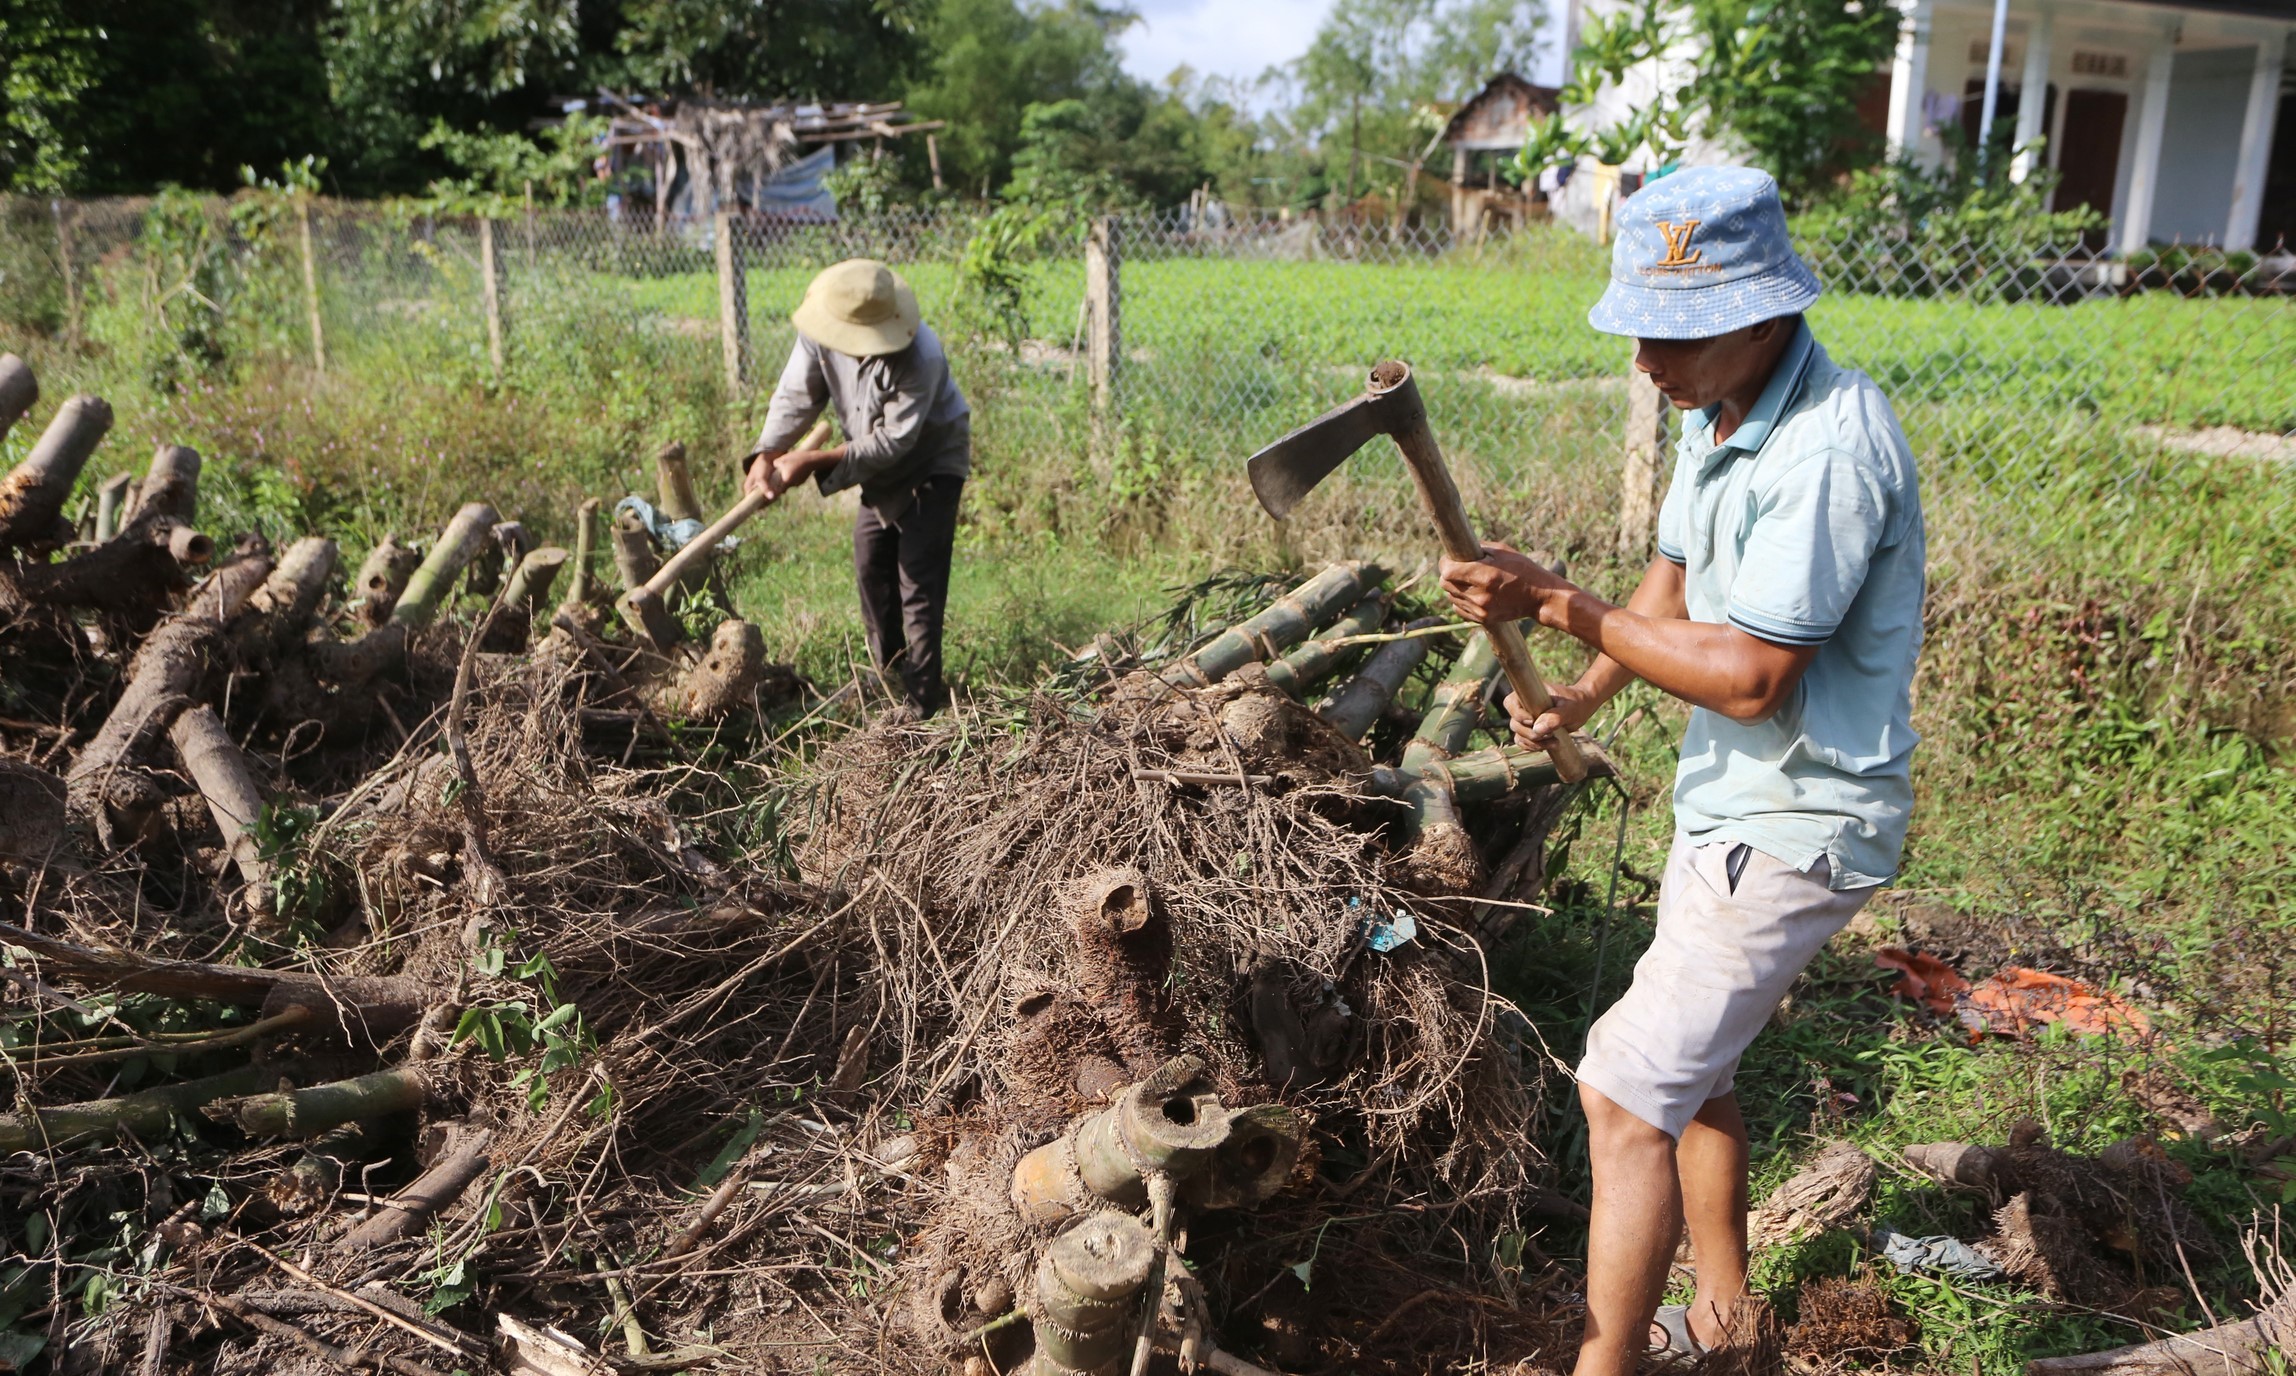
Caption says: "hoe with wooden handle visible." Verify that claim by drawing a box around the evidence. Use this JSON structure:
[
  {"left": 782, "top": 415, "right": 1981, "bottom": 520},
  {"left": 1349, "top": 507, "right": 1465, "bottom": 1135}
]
[
  {"left": 619, "top": 419, "right": 830, "bottom": 650},
  {"left": 1246, "top": 361, "right": 1590, "bottom": 783}
]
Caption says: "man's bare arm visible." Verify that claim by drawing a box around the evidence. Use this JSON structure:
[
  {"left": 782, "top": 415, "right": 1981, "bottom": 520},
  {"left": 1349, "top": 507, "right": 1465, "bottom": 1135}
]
[{"left": 1441, "top": 549, "right": 1817, "bottom": 727}]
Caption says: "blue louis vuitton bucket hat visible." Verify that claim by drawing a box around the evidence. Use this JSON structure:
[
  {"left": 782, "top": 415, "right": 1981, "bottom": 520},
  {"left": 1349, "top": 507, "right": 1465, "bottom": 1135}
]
[{"left": 1587, "top": 166, "right": 1821, "bottom": 340}]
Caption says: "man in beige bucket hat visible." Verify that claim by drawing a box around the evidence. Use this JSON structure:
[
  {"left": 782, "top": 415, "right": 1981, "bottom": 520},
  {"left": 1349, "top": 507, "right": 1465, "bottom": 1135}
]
[{"left": 746, "top": 258, "right": 971, "bottom": 716}]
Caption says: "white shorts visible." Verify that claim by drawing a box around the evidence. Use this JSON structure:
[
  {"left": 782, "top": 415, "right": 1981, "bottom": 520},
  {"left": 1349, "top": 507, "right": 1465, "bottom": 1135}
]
[{"left": 1577, "top": 836, "right": 1874, "bottom": 1138}]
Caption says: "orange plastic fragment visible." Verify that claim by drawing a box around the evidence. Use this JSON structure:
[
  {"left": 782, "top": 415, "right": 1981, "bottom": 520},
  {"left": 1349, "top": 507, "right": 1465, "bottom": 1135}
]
[
  {"left": 1874, "top": 948, "right": 2153, "bottom": 1042},
  {"left": 1964, "top": 966, "right": 2153, "bottom": 1041},
  {"left": 1874, "top": 947, "right": 1969, "bottom": 1018}
]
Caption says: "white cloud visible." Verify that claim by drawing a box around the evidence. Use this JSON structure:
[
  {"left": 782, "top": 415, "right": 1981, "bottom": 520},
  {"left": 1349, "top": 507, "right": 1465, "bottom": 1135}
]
[{"left": 1116, "top": 0, "right": 1334, "bottom": 92}]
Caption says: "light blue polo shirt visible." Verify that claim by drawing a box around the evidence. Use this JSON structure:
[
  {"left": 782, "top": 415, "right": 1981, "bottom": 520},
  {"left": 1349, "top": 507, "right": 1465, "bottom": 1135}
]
[{"left": 1654, "top": 320, "right": 1925, "bottom": 889}]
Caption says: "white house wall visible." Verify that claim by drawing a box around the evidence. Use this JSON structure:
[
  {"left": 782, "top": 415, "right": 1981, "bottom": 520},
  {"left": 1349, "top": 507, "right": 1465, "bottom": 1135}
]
[{"left": 2152, "top": 45, "right": 2262, "bottom": 245}]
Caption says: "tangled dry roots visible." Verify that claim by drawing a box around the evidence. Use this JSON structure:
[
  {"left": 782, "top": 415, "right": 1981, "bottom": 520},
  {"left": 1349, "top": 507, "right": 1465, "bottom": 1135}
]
[{"left": 797, "top": 682, "right": 1554, "bottom": 1369}]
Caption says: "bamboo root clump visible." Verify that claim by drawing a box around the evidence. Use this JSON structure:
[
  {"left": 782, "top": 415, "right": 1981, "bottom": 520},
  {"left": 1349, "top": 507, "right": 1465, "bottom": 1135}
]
[{"left": 3, "top": 358, "right": 1614, "bottom": 1375}]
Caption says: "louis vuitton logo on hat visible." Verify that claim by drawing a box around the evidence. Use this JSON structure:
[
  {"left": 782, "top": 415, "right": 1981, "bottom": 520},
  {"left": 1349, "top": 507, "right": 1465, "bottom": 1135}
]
[{"left": 1656, "top": 219, "right": 1703, "bottom": 267}]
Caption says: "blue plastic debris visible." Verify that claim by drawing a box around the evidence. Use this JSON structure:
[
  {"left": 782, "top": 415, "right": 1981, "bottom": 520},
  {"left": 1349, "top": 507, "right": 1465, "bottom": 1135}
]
[
  {"left": 613, "top": 494, "right": 713, "bottom": 555},
  {"left": 1874, "top": 1227, "right": 2007, "bottom": 1282},
  {"left": 1349, "top": 898, "right": 1418, "bottom": 953}
]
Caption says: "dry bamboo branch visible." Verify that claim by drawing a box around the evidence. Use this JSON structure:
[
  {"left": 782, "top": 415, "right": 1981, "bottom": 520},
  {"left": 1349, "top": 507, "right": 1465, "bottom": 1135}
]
[
  {"left": 0, "top": 1064, "right": 267, "bottom": 1152},
  {"left": 0, "top": 393, "right": 110, "bottom": 550},
  {"left": 66, "top": 553, "right": 273, "bottom": 826},
  {"left": 208, "top": 1065, "right": 431, "bottom": 1138},
  {"left": 0, "top": 921, "right": 431, "bottom": 1043},
  {"left": 340, "top": 1124, "right": 495, "bottom": 1250},
  {"left": 2023, "top": 1289, "right": 2293, "bottom": 1374},
  {"left": 166, "top": 704, "right": 275, "bottom": 918},
  {"left": 189, "top": 1287, "right": 449, "bottom": 1376}
]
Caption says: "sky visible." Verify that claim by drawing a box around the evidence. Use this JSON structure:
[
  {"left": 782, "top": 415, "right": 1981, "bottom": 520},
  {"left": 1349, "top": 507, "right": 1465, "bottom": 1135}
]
[{"left": 1115, "top": 0, "right": 1570, "bottom": 99}]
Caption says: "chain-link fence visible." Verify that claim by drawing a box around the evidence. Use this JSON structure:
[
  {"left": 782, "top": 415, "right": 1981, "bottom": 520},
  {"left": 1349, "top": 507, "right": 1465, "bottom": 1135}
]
[{"left": 7, "top": 194, "right": 2291, "bottom": 569}]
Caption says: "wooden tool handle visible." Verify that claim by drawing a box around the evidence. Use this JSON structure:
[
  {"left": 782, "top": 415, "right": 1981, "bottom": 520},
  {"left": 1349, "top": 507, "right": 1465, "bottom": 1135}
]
[
  {"left": 1389, "top": 420, "right": 1591, "bottom": 784},
  {"left": 639, "top": 419, "right": 832, "bottom": 600}
]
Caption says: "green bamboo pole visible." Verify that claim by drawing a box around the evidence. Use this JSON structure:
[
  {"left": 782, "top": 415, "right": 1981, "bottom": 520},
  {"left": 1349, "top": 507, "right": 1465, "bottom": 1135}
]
[
  {"left": 1399, "top": 624, "right": 1506, "bottom": 773},
  {"left": 0, "top": 1064, "right": 266, "bottom": 1153},
  {"left": 1317, "top": 616, "right": 1439, "bottom": 741},
  {"left": 391, "top": 502, "right": 498, "bottom": 627},
  {"left": 1160, "top": 561, "right": 1384, "bottom": 687},
  {"left": 209, "top": 1065, "right": 429, "bottom": 1138},
  {"left": 1261, "top": 592, "right": 1386, "bottom": 698},
  {"left": 1421, "top": 742, "right": 1603, "bottom": 805}
]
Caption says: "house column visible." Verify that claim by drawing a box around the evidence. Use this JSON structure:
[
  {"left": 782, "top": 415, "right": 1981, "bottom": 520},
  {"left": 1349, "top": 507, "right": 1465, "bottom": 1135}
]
[
  {"left": 1886, "top": 0, "right": 1935, "bottom": 162},
  {"left": 2115, "top": 36, "right": 2177, "bottom": 253},
  {"left": 2226, "top": 30, "right": 2288, "bottom": 251},
  {"left": 2011, "top": 11, "right": 2054, "bottom": 182}
]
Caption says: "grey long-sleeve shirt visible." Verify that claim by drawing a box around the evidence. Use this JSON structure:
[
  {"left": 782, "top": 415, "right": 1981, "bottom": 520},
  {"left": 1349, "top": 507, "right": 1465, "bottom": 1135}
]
[{"left": 754, "top": 325, "right": 971, "bottom": 521}]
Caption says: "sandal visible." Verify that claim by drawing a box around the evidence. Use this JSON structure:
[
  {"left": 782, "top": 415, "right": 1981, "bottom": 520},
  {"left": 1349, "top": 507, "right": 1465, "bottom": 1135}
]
[{"left": 1646, "top": 1303, "right": 1708, "bottom": 1368}]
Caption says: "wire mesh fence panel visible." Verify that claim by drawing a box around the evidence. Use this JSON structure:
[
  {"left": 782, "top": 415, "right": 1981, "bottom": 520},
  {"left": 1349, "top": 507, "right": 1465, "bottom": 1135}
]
[{"left": 0, "top": 195, "right": 2287, "bottom": 574}]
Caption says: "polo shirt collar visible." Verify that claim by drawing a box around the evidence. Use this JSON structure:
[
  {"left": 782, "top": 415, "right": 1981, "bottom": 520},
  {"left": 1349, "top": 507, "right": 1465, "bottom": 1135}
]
[{"left": 1693, "top": 318, "right": 1817, "bottom": 456}]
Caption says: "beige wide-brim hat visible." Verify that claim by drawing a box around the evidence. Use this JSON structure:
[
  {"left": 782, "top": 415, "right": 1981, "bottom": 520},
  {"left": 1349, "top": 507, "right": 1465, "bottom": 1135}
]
[{"left": 790, "top": 258, "right": 921, "bottom": 357}]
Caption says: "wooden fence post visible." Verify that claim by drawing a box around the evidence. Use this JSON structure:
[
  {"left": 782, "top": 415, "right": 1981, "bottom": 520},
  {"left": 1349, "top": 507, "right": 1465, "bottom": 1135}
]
[
  {"left": 715, "top": 208, "right": 749, "bottom": 395},
  {"left": 1616, "top": 366, "right": 1669, "bottom": 560},
  {"left": 479, "top": 217, "right": 505, "bottom": 384},
  {"left": 1085, "top": 216, "right": 1122, "bottom": 450},
  {"left": 298, "top": 198, "right": 327, "bottom": 375},
  {"left": 52, "top": 200, "right": 81, "bottom": 351}
]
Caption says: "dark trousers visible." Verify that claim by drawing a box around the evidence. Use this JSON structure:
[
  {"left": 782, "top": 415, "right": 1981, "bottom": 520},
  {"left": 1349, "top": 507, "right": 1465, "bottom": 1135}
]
[{"left": 854, "top": 474, "right": 963, "bottom": 716}]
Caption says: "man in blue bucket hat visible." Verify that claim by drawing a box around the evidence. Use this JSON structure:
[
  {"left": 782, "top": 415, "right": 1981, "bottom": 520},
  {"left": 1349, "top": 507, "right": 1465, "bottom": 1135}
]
[{"left": 1442, "top": 167, "right": 1926, "bottom": 1371}]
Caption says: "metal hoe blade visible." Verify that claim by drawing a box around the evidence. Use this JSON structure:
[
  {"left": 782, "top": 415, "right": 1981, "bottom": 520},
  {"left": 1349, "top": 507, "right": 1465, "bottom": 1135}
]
[{"left": 1245, "top": 392, "right": 1388, "bottom": 521}]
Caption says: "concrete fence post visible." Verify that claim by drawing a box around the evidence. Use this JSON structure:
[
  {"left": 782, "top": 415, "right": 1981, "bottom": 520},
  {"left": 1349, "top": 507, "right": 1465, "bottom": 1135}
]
[
  {"left": 52, "top": 200, "right": 81, "bottom": 351},
  {"left": 715, "top": 208, "right": 750, "bottom": 394},
  {"left": 298, "top": 198, "right": 327, "bottom": 375},
  {"left": 1086, "top": 216, "right": 1122, "bottom": 449},
  {"left": 1616, "top": 366, "right": 1669, "bottom": 560},
  {"left": 479, "top": 217, "right": 505, "bottom": 383}
]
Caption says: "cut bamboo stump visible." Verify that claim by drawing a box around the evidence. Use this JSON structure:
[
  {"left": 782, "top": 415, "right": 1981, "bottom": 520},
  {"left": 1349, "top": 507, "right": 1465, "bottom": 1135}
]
[
  {"left": 0, "top": 1064, "right": 268, "bottom": 1153},
  {"left": 341, "top": 1123, "right": 494, "bottom": 1250},
  {"left": 655, "top": 619, "right": 766, "bottom": 721},
  {"left": 1319, "top": 617, "right": 1439, "bottom": 741},
  {"left": 0, "top": 393, "right": 110, "bottom": 550},
  {"left": 563, "top": 497, "right": 602, "bottom": 612},
  {"left": 233, "top": 536, "right": 338, "bottom": 664},
  {"left": 1260, "top": 592, "right": 1385, "bottom": 698},
  {"left": 167, "top": 704, "right": 275, "bottom": 919},
  {"left": 392, "top": 502, "right": 498, "bottom": 627},
  {"left": 1162, "top": 561, "right": 1384, "bottom": 687},
  {"left": 355, "top": 536, "right": 421, "bottom": 626},
  {"left": 611, "top": 509, "right": 659, "bottom": 593},
  {"left": 0, "top": 352, "right": 36, "bottom": 444},
  {"left": 654, "top": 440, "right": 701, "bottom": 523},
  {"left": 502, "top": 546, "right": 569, "bottom": 610},
  {"left": 8, "top": 439, "right": 215, "bottom": 622},
  {"left": 208, "top": 1065, "right": 431, "bottom": 1138}
]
